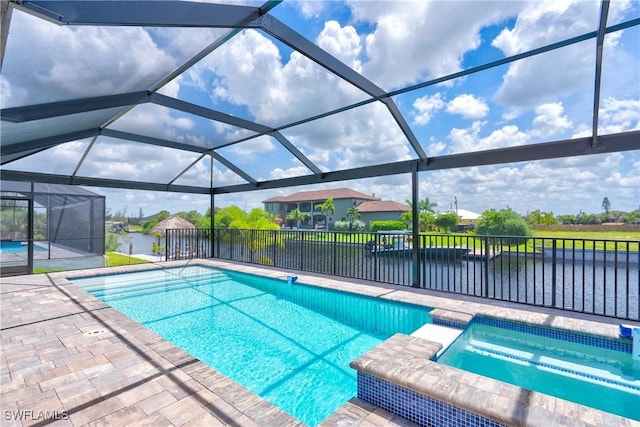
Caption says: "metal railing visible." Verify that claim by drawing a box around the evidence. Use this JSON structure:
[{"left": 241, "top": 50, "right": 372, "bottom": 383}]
[{"left": 165, "top": 228, "right": 639, "bottom": 321}]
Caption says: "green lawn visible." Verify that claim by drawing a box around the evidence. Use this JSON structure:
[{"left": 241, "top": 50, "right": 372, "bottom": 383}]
[
  {"left": 32, "top": 252, "right": 150, "bottom": 274},
  {"left": 105, "top": 252, "right": 151, "bottom": 266},
  {"left": 296, "top": 229, "right": 639, "bottom": 252},
  {"left": 533, "top": 230, "right": 640, "bottom": 241}
]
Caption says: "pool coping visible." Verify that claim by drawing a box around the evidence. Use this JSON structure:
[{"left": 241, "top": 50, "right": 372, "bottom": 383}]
[{"left": 2, "top": 258, "right": 639, "bottom": 426}]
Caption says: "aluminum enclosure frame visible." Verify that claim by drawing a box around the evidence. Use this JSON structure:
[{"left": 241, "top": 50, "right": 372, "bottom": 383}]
[{"left": 0, "top": 1, "right": 638, "bottom": 198}]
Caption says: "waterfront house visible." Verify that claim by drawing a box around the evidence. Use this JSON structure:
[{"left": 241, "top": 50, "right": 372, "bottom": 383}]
[
  {"left": 263, "top": 188, "right": 409, "bottom": 230},
  {"left": 263, "top": 188, "right": 377, "bottom": 229},
  {"left": 456, "top": 208, "right": 482, "bottom": 230},
  {"left": 356, "top": 200, "right": 411, "bottom": 229}
]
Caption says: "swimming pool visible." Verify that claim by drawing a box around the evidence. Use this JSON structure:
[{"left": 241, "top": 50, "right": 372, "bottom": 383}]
[
  {"left": 72, "top": 265, "right": 432, "bottom": 426},
  {"left": 437, "top": 317, "right": 640, "bottom": 421},
  {"left": 0, "top": 241, "right": 47, "bottom": 254}
]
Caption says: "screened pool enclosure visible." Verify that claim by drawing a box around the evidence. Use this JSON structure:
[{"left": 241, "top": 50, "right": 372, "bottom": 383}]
[
  {"left": 0, "top": 181, "right": 105, "bottom": 275},
  {"left": 0, "top": 1, "right": 638, "bottom": 279}
]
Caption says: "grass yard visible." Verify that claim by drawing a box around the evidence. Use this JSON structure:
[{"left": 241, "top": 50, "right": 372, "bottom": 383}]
[
  {"left": 323, "top": 230, "right": 638, "bottom": 252},
  {"left": 105, "top": 252, "right": 151, "bottom": 266},
  {"left": 32, "top": 252, "right": 150, "bottom": 273},
  {"left": 533, "top": 229, "right": 640, "bottom": 241},
  {"left": 295, "top": 229, "right": 640, "bottom": 251}
]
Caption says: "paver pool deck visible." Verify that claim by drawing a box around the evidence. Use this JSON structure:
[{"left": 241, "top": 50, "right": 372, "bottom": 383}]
[{"left": 1, "top": 259, "right": 638, "bottom": 426}]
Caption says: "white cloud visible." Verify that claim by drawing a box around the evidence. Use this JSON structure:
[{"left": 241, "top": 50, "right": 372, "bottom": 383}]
[
  {"left": 490, "top": 0, "right": 634, "bottom": 111},
  {"left": 349, "top": 1, "right": 524, "bottom": 89},
  {"left": 108, "top": 104, "right": 209, "bottom": 146},
  {"left": 333, "top": 103, "right": 413, "bottom": 169},
  {"left": 425, "top": 138, "right": 447, "bottom": 157},
  {"left": 192, "top": 23, "right": 393, "bottom": 173},
  {"left": 598, "top": 98, "right": 640, "bottom": 134},
  {"left": 212, "top": 122, "right": 256, "bottom": 143},
  {"left": 99, "top": 188, "right": 212, "bottom": 217},
  {"left": 98, "top": 149, "right": 639, "bottom": 219},
  {"left": 269, "top": 166, "right": 312, "bottom": 179},
  {"left": 447, "top": 94, "right": 489, "bottom": 119},
  {"left": 77, "top": 138, "right": 202, "bottom": 183},
  {"left": 317, "top": 20, "right": 362, "bottom": 71},
  {"left": 273, "top": 100, "right": 413, "bottom": 171},
  {"left": 413, "top": 93, "right": 445, "bottom": 125},
  {"left": 288, "top": 1, "right": 328, "bottom": 19},
  {"left": 605, "top": 0, "right": 635, "bottom": 25},
  {"left": 417, "top": 151, "right": 639, "bottom": 216},
  {"left": 199, "top": 27, "right": 366, "bottom": 126},
  {"left": 5, "top": 2, "right": 638, "bottom": 220},
  {"left": 157, "top": 76, "right": 182, "bottom": 98},
  {"left": 212, "top": 166, "right": 248, "bottom": 186},
  {"left": 531, "top": 102, "right": 572, "bottom": 138},
  {"left": 6, "top": 140, "right": 90, "bottom": 175},
  {"left": 2, "top": 11, "right": 178, "bottom": 107},
  {"left": 449, "top": 121, "right": 529, "bottom": 153},
  {"left": 229, "top": 137, "right": 276, "bottom": 156},
  {"left": 571, "top": 97, "right": 640, "bottom": 138}
]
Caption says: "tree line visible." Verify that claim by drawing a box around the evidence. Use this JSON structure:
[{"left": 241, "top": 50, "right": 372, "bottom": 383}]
[{"left": 106, "top": 196, "right": 639, "bottom": 240}]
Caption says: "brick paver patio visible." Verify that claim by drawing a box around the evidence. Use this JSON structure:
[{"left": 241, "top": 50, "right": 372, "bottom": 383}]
[{"left": 2, "top": 259, "right": 637, "bottom": 426}]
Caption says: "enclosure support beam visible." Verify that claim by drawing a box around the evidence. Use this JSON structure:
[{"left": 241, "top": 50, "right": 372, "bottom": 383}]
[
  {"left": 210, "top": 189, "right": 215, "bottom": 260},
  {"left": 591, "top": 0, "right": 609, "bottom": 147},
  {"left": 411, "top": 164, "right": 420, "bottom": 288},
  {"left": 2, "top": 131, "right": 637, "bottom": 194}
]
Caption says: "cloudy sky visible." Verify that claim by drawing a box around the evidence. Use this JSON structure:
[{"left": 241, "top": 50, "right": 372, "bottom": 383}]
[{"left": 2, "top": 0, "right": 639, "bottom": 218}]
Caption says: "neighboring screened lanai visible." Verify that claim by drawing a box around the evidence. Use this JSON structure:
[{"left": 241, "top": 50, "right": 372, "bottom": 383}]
[
  {"left": 0, "top": 181, "right": 105, "bottom": 275},
  {"left": 0, "top": 1, "right": 638, "bottom": 275}
]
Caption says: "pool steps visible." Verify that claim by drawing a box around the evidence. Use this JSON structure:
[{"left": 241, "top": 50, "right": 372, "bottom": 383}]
[
  {"left": 410, "top": 323, "right": 462, "bottom": 357},
  {"left": 81, "top": 271, "right": 231, "bottom": 300},
  {"left": 409, "top": 308, "right": 472, "bottom": 357},
  {"left": 466, "top": 339, "right": 640, "bottom": 392}
]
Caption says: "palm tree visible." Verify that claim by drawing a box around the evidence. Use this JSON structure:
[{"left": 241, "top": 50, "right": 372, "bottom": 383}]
[
  {"left": 346, "top": 206, "right": 360, "bottom": 231},
  {"left": 420, "top": 198, "right": 437, "bottom": 213},
  {"left": 318, "top": 198, "right": 335, "bottom": 231},
  {"left": 405, "top": 197, "right": 438, "bottom": 213},
  {"left": 287, "top": 208, "right": 309, "bottom": 229},
  {"left": 219, "top": 206, "right": 283, "bottom": 265}
]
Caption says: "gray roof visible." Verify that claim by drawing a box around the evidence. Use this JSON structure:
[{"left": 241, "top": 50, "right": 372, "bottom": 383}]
[{"left": 0, "top": 180, "right": 103, "bottom": 198}]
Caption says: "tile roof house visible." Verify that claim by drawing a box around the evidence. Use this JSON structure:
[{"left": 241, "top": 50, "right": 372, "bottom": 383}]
[
  {"left": 263, "top": 188, "right": 408, "bottom": 230},
  {"left": 356, "top": 200, "right": 411, "bottom": 227}
]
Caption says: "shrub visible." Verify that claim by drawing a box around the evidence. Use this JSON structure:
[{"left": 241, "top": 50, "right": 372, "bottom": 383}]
[
  {"left": 434, "top": 212, "right": 459, "bottom": 233},
  {"left": 105, "top": 230, "right": 122, "bottom": 252},
  {"left": 335, "top": 220, "right": 366, "bottom": 232},
  {"left": 370, "top": 220, "right": 406, "bottom": 232},
  {"left": 334, "top": 220, "right": 350, "bottom": 231},
  {"left": 141, "top": 219, "right": 157, "bottom": 234},
  {"left": 351, "top": 220, "right": 366, "bottom": 232},
  {"left": 475, "top": 208, "right": 533, "bottom": 245}
]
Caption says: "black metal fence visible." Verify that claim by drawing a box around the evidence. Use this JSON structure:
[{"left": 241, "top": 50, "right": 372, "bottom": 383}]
[{"left": 165, "top": 228, "right": 639, "bottom": 321}]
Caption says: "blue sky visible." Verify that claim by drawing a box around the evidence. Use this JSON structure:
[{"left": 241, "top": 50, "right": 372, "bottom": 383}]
[{"left": 2, "top": 1, "right": 639, "bottom": 217}]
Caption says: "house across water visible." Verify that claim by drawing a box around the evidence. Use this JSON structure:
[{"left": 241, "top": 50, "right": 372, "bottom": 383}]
[{"left": 263, "top": 188, "right": 410, "bottom": 230}]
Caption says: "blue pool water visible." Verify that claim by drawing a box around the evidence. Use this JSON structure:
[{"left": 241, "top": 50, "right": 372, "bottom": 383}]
[
  {"left": 72, "top": 266, "right": 432, "bottom": 426},
  {"left": 437, "top": 320, "right": 640, "bottom": 421},
  {"left": 0, "top": 241, "right": 47, "bottom": 253}
]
